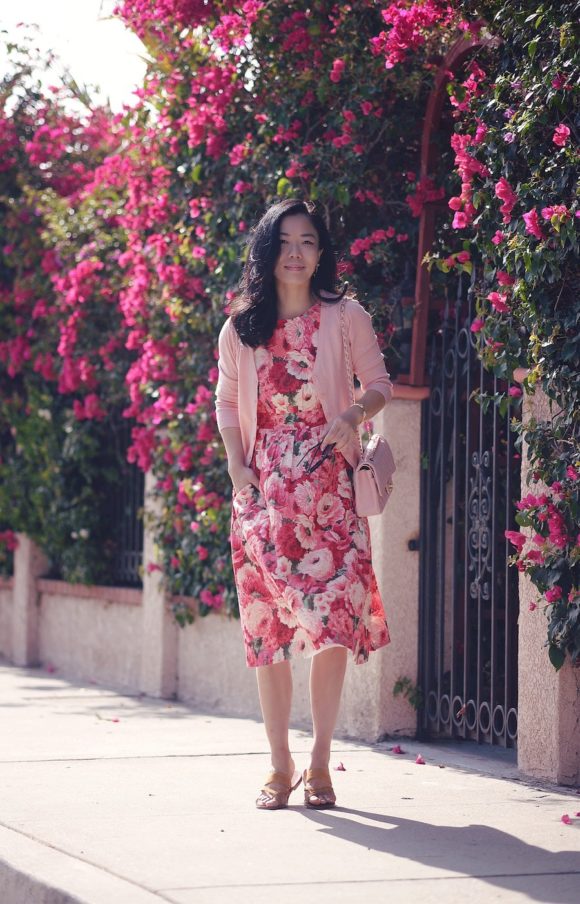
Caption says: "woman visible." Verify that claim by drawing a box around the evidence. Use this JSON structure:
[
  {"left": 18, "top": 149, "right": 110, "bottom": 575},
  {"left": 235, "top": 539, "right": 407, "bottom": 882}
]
[{"left": 215, "top": 198, "right": 392, "bottom": 810}]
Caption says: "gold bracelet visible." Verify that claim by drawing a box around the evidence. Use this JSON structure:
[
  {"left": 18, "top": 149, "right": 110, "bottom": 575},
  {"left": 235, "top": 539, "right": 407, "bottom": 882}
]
[{"left": 352, "top": 402, "right": 366, "bottom": 423}]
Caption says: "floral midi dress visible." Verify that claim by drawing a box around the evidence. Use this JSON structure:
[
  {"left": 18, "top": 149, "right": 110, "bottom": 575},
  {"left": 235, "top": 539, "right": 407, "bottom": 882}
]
[{"left": 230, "top": 300, "right": 390, "bottom": 668}]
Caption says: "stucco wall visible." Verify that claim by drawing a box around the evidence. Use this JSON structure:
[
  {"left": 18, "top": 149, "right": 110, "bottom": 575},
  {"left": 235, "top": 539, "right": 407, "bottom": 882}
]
[
  {"left": 38, "top": 589, "right": 142, "bottom": 692},
  {"left": 0, "top": 581, "right": 13, "bottom": 658},
  {"left": 517, "top": 386, "right": 580, "bottom": 785},
  {"left": 367, "top": 397, "right": 422, "bottom": 738}
]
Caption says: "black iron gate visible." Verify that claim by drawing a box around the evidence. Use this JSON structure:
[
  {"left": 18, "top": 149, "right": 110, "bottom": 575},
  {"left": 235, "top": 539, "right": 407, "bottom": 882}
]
[{"left": 418, "top": 271, "right": 520, "bottom": 747}]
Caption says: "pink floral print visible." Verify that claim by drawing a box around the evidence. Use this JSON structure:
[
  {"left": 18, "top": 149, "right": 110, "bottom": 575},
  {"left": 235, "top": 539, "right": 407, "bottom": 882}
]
[{"left": 230, "top": 301, "right": 390, "bottom": 667}]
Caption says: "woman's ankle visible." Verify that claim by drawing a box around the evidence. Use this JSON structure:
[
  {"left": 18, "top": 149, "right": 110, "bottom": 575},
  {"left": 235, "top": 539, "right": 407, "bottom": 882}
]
[
  {"left": 270, "top": 751, "right": 295, "bottom": 775},
  {"left": 309, "top": 748, "right": 331, "bottom": 771}
]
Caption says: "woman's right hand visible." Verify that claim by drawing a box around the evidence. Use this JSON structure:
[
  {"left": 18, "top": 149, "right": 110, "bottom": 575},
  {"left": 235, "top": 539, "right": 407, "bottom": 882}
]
[{"left": 228, "top": 463, "right": 260, "bottom": 495}]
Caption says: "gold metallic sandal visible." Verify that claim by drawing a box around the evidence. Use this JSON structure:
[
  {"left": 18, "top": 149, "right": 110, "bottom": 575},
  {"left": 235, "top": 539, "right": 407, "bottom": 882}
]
[
  {"left": 303, "top": 767, "right": 337, "bottom": 808},
  {"left": 255, "top": 769, "right": 302, "bottom": 810}
]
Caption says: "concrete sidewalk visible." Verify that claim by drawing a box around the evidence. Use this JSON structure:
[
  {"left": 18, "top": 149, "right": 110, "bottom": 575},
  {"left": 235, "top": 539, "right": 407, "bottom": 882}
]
[{"left": 0, "top": 658, "right": 579, "bottom": 904}]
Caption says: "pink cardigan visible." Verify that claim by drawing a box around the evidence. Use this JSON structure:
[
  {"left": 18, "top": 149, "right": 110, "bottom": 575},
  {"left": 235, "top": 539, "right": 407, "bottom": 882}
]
[{"left": 215, "top": 297, "right": 393, "bottom": 469}]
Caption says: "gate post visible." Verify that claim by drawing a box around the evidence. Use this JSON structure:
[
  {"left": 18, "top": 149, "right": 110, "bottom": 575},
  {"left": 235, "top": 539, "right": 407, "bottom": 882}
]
[
  {"left": 364, "top": 392, "right": 425, "bottom": 738},
  {"left": 12, "top": 534, "right": 50, "bottom": 666},
  {"left": 517, "top": 386, "right": 580, "bottom": 786},
  {"left": 140, "top": 470, "right": 178, "bottom": 698}
]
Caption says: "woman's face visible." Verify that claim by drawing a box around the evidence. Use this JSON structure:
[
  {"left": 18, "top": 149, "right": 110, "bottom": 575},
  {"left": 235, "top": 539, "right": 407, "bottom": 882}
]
[{"left": 273, "top": 213, "right": 322, "bottom": 288}]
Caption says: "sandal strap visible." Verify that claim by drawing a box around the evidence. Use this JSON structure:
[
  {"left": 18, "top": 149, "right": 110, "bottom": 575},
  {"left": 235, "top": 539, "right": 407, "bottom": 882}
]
[
  {"left": 304, "top": 767, "right": 332, "bottom": 782},
  {"left": 303, "top": 767, "right": 335, "bottom": 796},
  {"left": 263, "top": 770, "right": 293, "bottom": 791}
]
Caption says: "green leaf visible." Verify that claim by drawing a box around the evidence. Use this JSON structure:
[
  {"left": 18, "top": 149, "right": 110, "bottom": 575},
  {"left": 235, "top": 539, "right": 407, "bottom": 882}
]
[
  {"left": 548, "top": 644, "right": 565, "bottom": 671},
  {"left": 276, "top": 177, "right": 292, "bottom": 196}
]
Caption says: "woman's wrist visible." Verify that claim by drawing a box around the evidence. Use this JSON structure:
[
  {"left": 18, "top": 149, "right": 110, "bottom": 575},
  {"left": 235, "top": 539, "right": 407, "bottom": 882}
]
[{"left": 343, "top": 403, "right": 366, "bottom": 428}]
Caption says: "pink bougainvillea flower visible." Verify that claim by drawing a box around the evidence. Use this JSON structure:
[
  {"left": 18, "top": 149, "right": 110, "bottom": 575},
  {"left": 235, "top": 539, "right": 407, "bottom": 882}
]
[
  {"left": 470, "top": 317, "right": 485, "bottom": 333},
  {"left": 330, "top": 58, "right": 345, "bottom": 83},
  {"left": 505, "top": 530, "right": 525, "bottom": 551},
  {"left": 522, "top": 208, "right": 545, "bottom": 240},
  {"left": 494, "top": 177, "right": 518, "bottom": 223},
  {"left": 456, "top": 250, "right": 471, "bottom": 263},
  {"left": 491, "top": 230, "right": 506, "bottom": 245},
  {"left": 487, "top": 291, "right": 510, "bottom": 313},
  {"left": 452, "top": 210, "right": 469, "bottom": 229},
  {"left": 334, "top": 762, "right": 346, "bottom": 771},
  {"left": 552, "top": 124, "right": 570, "bottom": 147},
  {"left": 528, "top": 602, "right": 537, "bottom": 611},
  {"left": 473, "top": 122, "right": 488, "bottom": 143},
  {"left": 545, "top": 586, "right": 563, "bottom": 603},
  {"left": 508, "top": 386, "right": 523, "bottom": 398},
  {"left": 390, "top": 744, "right": 405, "bottom": 754},
  {"left": 496, "top": 270, "right": 515, "bottom": 286}
]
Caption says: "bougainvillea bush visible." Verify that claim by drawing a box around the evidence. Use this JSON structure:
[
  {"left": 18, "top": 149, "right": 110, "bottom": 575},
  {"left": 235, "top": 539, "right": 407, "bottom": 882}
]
[
  {"left": 433, "top": 0, "right": 579, "bottom": 668},
  {"left": 0, "top": 34, "right": 134, "bottom": 583},
  {"left": 69, "top": 0, "right": 467, "bottom": 620}
]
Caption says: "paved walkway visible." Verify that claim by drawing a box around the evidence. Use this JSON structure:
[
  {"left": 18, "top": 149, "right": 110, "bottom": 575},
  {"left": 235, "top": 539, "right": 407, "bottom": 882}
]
[{"left": 0, "top": 657, "right": 579, "bottom": 904}]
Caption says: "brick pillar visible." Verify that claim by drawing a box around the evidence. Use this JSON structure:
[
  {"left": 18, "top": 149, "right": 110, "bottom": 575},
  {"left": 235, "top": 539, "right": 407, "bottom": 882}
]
[
  {"left": 12, "top": 534, "right": 50, "bottom": 666},
  {"left": 140, "top": 470, "right": 178, "bottom": 698},
  {"left": 517, "top": 386, "right": 580, "bottom": 786}
]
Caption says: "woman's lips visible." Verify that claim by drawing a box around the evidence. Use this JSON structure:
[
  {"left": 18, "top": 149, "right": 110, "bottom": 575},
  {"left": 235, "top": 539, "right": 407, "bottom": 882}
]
[{"left": 285, "top": 265, "right": 305, "bottom": 270}]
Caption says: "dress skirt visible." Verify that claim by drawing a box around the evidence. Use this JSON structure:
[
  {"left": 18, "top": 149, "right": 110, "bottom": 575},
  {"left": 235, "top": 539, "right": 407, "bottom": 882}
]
[{"left": 229, "top": 300, "right": 390, "bottom": 668}]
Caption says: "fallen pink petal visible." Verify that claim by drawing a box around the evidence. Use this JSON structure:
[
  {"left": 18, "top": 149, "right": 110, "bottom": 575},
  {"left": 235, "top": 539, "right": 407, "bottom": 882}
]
[
  {"left": 416, "top": 754, "right": 426, "bottom": 765},
  {"left": 390, "top": 745, "right": 405, "bottom": 754},
  {"left": 334, "top": 762, "right": 346, "bottom": 771},
  {"left": 561, "top": 814, "right": 571, "bottom": 824}
]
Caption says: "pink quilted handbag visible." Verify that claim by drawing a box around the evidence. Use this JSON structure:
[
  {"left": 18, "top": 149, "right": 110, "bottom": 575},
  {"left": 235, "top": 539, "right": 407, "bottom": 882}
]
[{"left": 340, "top": 300, "right": 396, "bottom": 517}]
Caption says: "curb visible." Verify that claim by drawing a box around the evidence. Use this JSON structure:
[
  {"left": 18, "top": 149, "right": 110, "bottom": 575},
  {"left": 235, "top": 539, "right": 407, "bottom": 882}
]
[{"left": 0, "top": 825, "right": 164, "bottom": 904}]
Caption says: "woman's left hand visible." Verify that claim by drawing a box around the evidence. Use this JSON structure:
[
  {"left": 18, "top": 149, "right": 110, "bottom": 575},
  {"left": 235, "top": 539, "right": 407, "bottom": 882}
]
[{"left": 321, "top": 411, "right": 359, "bottom": 452}]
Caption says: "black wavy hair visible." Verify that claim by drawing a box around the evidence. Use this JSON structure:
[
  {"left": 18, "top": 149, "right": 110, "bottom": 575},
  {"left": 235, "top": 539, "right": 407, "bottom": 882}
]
[{"left": 229, "top": 198, "right": 347, "bottom": 347}]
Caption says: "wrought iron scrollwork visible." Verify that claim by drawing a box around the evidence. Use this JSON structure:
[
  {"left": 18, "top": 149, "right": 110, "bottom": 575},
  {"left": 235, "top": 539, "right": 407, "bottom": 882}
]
[{"left": 418, "top": 266, "right": 520, "bottom": 749}]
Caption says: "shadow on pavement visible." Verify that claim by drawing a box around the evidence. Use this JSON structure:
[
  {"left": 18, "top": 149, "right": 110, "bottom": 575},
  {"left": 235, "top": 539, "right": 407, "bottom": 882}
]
[{"left": 301, "top": 806, "right": 580, "bottom": 902}]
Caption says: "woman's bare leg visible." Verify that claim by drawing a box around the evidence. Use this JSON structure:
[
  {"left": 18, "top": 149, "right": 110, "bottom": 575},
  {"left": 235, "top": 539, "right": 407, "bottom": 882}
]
[
  {"left": 309, "top": 646, "right": 348, "bottom": 770},
  {"left": 256, "top": 660, "right": 295, "bottom": 775}
]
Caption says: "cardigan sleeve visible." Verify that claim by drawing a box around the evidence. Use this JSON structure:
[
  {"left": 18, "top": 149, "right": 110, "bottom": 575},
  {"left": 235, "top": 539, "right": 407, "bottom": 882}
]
[
  {"left": 215, "top": 317, "right": 241, "bottom": 432},
  {"left": 346, "top": 300, "right": 394, "bottom": 404}
]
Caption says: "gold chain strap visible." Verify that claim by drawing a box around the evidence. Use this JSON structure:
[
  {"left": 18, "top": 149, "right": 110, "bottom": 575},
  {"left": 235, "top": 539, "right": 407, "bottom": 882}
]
[{"left": 339, "top": 299, "right": 364, "bottom": 455}]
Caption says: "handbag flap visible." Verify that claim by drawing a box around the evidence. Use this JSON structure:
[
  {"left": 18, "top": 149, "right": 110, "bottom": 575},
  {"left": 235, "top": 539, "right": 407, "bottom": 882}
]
[
  {"left": 356, "top": 434, "right": 396, "bottom": 499},
  {"left": 364, "top": 434, "right": 396, "bottom": 476}
]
